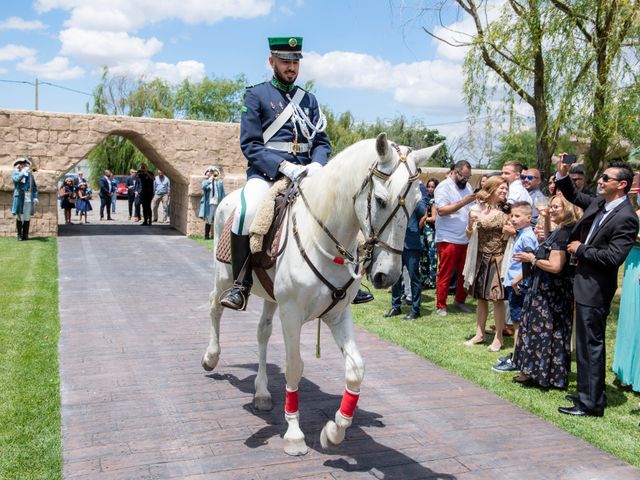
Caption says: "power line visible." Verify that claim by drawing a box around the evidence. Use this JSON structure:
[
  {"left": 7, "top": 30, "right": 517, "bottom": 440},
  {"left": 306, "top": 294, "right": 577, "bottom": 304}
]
[
  {"left": 39, "top": 81, "right": 93, "bottom": 97},
  {"left": 0, "top": 78, "right": 93, "bottom": 96}
]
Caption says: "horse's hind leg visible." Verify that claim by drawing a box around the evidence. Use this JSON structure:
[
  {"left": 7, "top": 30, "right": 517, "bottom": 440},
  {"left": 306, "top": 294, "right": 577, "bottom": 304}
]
[
  {"left": 254, "top": 300, "right": 276, "bottom": 411},
  {"left": 202, "top": 288, "right": 224, "bottom": 371},
  {"left": 320, "top": 309, "right": 365, "bottom": 450}
]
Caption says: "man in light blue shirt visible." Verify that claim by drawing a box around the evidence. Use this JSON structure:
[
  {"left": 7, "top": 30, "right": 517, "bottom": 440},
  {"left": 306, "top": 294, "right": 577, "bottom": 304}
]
[{"left": 152, "top": 169, "right": 170, "bottom": 223}]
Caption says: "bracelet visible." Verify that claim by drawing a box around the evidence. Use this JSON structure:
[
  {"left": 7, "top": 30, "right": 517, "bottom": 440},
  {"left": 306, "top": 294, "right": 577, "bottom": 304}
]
[{"left": 531, "top": 257, "right": 537, "bottom": 267}]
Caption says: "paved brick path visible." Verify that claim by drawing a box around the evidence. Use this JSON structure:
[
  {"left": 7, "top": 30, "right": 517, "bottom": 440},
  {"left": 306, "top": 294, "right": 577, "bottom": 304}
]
[{"left": 58, "top": 221, "right": 639, "bottom": 479}]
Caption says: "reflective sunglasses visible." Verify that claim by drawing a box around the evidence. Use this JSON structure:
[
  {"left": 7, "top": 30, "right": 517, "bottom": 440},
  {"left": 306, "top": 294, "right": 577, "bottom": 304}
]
[
  {"left": 599, "top": 173, "right": 622, "bottom": 183},
  {"left": 520, "top": 175, "right": 539, "bottom": 181}
]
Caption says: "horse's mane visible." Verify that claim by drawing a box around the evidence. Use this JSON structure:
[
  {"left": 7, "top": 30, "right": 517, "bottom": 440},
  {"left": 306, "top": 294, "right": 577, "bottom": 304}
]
[{"left": 300, "top": 138, "right": 378, "bottom": 225}]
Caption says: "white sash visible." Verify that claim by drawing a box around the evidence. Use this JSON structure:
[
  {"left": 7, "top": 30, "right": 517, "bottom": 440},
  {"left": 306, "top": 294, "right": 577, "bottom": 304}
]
[{"left": 262, "top": 88, "right": 305, "bottom": 144}]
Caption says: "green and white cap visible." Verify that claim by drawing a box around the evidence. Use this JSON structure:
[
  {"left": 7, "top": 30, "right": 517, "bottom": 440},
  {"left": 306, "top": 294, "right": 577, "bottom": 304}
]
[{"left": 268, "top": 37, "right": 303, "bottom": 59}]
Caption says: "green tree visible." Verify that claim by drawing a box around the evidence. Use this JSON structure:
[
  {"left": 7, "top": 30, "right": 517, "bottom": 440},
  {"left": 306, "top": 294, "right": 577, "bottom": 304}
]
[
  {"left": 174, "top": 75, "right": 247, "bottom": 122},
  {"left": 324, "top": 108, "right": 452, "bottom": 166},
  {"left": 421, "top": 0, "right": 639, "bottom": 179},
  {"left": 489, "top": 128, "right": 574, "bottom": 170}
]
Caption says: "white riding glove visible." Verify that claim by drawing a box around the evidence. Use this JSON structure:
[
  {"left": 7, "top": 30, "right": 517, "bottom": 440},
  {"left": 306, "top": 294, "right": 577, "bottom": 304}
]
[
  {"left": 305, "top": 162, "right": 322, "bottom": 177},
  {"left": 279, "top": 161, "right": 306, "bottom": 181}
]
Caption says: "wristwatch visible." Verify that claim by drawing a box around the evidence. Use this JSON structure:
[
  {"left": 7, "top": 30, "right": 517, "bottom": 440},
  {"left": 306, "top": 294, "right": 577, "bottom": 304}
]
[{"left": 530, "top": 257, "right": 537, "bottom": 267}]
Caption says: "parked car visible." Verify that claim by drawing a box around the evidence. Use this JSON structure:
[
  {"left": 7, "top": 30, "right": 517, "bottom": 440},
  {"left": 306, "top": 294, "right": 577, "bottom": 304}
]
[{"left": 113, "top": 175, "right": 129, "bottom": 199}]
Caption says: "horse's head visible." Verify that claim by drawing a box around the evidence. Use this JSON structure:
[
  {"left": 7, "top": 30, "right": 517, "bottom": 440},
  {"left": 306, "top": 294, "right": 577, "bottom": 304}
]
[{"left": 354, "top": 133, "right": 442, "bottom": 289}]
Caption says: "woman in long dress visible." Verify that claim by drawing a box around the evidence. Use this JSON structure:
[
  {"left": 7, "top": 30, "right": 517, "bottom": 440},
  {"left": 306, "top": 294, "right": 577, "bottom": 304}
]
[
  {"left": 419, "top": 177, "right": 439, "bottom": 289},
  {"left": 612, "top": 208, "right": 640, "bottom": 392},
  {"left": 512, "top": 194, "right": 581, "bottom": 389},
  {"left": 464, "top": 176, "right": 510, "bottom": 352}
]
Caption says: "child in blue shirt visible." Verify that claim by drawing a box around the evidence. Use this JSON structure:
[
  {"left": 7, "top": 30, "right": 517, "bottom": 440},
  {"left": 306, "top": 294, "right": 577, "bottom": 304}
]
[{"left": 493, "top": 201, "right": 538, "bottom": 372}]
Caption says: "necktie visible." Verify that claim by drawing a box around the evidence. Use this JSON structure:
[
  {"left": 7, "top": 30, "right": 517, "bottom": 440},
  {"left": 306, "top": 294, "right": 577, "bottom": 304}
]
[{"left": 585, "top": 205, "right": 606, "bottom": 244}]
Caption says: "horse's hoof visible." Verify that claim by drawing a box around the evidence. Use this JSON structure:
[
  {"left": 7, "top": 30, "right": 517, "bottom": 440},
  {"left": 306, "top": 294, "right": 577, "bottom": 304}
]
[
  {"left": 253, "top": 395, "right": 273, "bottom": 411},
  {"left": 284, "top": 438, "right": 308, "bottom": 456},
  {"left": 201, "top": 353, "right": 216, "bottom": 372},
  {"left": 320, "top": 423, "right": 340, "bottom": 450}
]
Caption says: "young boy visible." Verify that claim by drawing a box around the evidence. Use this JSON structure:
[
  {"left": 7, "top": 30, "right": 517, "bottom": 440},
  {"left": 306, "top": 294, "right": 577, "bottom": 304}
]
[{"left": 493, "top": 201, "right": 538, "bottom": 372}]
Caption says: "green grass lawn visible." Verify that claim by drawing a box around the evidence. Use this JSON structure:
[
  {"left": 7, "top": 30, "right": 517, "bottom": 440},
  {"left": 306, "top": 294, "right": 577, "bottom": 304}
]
[
  {"left": 351, "top": 283, "right": 640, "bottom": 468},
  {"left": 0, "top": 237, "right": 62, "bottom": 480}
]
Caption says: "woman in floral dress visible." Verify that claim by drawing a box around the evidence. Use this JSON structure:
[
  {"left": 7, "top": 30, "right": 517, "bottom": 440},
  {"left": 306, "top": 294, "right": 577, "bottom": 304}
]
[
  {"left": 512, "top": 194, "right": 581, "bottom": 389},
  {"left": 419, "top": 178, "right": 439, "bottom": 289}
]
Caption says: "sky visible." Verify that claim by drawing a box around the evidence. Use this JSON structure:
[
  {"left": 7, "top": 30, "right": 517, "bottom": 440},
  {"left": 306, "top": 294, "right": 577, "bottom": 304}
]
[{"left": 0, "top": 0, "right": 512, "bottom": 143}]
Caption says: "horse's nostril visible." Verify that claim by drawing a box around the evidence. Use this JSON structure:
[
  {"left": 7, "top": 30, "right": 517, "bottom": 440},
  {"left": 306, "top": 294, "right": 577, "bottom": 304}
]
[{"left": 373, "top": 272, "right": 387, "bottom": 287}]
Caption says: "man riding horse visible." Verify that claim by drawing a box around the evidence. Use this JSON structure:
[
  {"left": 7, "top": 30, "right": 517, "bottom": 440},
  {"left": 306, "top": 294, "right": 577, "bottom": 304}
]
[{"left": 220, "top": 36, "right": 373, "bottom": 310}]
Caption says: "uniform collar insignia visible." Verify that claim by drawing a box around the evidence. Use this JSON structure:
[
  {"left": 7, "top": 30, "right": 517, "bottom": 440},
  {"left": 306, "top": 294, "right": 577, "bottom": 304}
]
[{"left": 271, "top": 77, "right": 296, "bottom": 93}]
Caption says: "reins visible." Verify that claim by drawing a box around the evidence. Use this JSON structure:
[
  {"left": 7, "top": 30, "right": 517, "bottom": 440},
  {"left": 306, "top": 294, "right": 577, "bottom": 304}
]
[{"left": 291, "top": 142, "right": 421, "bottom": 319}]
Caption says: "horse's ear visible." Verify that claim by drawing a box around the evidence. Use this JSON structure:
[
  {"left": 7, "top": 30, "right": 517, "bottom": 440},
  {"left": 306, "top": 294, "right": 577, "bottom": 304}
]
[
  {"left": 411, "top": 143, "right": 444, "bottom": 168},
  {"left": 376, "top": 132, "right": 393, "bottom": 167}
]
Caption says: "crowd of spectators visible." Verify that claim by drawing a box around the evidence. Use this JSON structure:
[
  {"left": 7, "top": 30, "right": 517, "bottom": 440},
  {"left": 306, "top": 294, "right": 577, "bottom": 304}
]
[
  {"left": 378, "top": 155, "right": 639, "bottom": 419},
  {"left": 54, "top": 165, "right": 171, "bottom": 226}
]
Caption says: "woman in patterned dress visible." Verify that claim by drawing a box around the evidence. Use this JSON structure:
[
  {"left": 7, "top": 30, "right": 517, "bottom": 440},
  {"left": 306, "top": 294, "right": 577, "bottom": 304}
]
[
  {"left": 464, "top": 176, "right": 511, "bottom": 352},
  {"left": 512, "top": 195, "right": 581, "bottom": 389},
  {"left": 419, "top": 178, "right": 439, "bottom": 289}
]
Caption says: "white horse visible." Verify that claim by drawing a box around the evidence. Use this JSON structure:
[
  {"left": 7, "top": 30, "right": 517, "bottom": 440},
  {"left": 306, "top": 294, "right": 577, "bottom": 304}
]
[{"left": 202, "top": 133, "right": 442, "bottom": 455}]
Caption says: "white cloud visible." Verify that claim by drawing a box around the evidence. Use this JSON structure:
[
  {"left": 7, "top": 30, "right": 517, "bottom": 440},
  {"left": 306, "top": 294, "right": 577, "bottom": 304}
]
[
  {"left": 58, "top": 27, "right": 202, "bottom": 84},
  {"left": 35, "top": 0, "right": 274, "bottom": 31},
  {"left": 109, "top": 59, "right": 205, "bottom": 84},
  {"left": 60, "top": 28, "right": 162, "bottom": 65},
  {"left": 17, "top": 56, "right": 85, "bottom": 80},
  {"left": 0, "top": 44, "right": 37, "bottom": 61},
  {"left": 0, "top": 16, "right": 47, "bottom": 31},
  {"left": 0, "top": 67, "right": 7, "bottom": 75},
  {"left": 300, "top": 51, "right": 466, "bottom": 114}
]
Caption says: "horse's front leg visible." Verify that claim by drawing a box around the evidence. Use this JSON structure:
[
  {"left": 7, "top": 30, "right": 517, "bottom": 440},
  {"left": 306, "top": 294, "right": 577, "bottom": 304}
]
[
  {"left": 280, "top": 312, "right": 308, "bottom": 456},
  {"left": 202, "top": 288, "right": 224, "bottom": 371},
  {"left": 320, "top": 308, "right": 364, "bottom": 450},
  {"left": 254, "top": 300, "right": 276, "bottom": 411}
]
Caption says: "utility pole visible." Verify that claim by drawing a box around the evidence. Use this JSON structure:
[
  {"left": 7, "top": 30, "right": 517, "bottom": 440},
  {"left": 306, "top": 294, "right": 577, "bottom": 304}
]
[{"left": 35, "top": 77, "right": 39, "bottom": 111}]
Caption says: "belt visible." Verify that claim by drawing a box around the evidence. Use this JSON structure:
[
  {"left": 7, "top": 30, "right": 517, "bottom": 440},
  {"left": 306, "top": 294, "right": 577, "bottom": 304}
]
[{"left": 265, "top": 141, "right": 310, "bottom": 154}]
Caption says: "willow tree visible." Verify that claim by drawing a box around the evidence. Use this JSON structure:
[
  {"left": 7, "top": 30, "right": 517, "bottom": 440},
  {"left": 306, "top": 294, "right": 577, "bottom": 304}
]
[{"left": 422, "top": 0, "right": 639, "bottom": 179}]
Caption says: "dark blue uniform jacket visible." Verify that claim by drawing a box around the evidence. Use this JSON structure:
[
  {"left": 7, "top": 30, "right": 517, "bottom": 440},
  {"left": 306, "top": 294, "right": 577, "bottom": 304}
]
[{"left": 240, "top": 81, "right": 332, "bottom": 181}]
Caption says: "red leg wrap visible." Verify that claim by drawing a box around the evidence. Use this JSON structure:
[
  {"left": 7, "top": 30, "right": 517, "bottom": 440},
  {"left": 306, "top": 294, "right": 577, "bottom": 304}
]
[
  {"left": 285, "top": 388, "right": 298, "bottom": 414},
  {"left": 339, "top": 388, "right": 360, "bottom": 418}
]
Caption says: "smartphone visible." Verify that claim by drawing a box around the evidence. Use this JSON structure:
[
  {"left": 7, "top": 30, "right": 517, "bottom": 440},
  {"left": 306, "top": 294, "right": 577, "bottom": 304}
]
[{"left": 562, "top": 154, "right": 577, "bottom": 164}]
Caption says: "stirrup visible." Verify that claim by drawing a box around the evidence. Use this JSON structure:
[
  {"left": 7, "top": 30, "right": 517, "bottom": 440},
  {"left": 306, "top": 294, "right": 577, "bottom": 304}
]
[{"left": 219, "top": 283, "right": 250, "bottom": 311}]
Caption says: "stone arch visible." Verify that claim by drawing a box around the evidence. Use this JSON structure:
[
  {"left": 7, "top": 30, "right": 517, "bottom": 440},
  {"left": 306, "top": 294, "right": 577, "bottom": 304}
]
[{"left": 0, "top": 109, "right": 247, "bottom": 238}]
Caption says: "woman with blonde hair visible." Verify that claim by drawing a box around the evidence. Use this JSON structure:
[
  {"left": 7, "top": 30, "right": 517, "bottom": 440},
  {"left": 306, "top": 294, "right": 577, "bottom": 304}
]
[
  {"left": 463, "top": 175, "right": 511, "bottom": 351},
  {"left": 511, "top": 194, "right": 581, "bottom": 389}
]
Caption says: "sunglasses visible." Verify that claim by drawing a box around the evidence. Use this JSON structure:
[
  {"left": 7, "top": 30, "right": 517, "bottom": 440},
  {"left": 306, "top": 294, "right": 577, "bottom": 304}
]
[
  {"left": 520, "top": 175, "right": 539, "bottom": 181},
  {"left": 600, "top": 173, "right": 622, "bottom": 182}
]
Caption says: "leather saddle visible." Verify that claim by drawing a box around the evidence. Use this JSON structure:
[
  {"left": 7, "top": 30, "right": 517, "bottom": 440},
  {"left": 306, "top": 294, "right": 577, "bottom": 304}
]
[{"left": 216, "top": 180, "right": 300, "bottom": 298}]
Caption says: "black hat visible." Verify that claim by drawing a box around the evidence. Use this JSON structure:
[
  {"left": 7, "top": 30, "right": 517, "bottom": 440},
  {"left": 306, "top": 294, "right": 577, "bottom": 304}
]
[{"left": 13, "top": 156, "right": 32, "bottom": 167}]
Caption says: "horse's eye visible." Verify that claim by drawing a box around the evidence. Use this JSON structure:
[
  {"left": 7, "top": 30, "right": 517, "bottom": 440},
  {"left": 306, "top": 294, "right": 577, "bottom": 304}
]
[{"left": 375, "top": 197, "right": 387, "bottom": 209}]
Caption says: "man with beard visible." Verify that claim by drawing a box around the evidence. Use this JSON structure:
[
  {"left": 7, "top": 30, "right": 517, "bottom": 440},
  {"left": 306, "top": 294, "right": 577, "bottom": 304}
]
[
  {"left": 219, "top": 36, "right": 333, "bottom": 310},
  {"left": 433, "top": 160, "right": 476, "bottom": 316}
]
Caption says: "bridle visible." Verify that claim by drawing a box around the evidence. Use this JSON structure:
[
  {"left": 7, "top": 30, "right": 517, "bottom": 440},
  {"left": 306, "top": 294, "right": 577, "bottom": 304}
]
[
  {"left": 291, "top": 142, "right": 420, "bottom": 317},
  {"left": 355, "top": 143, "right": 421, "bottom": 268}
]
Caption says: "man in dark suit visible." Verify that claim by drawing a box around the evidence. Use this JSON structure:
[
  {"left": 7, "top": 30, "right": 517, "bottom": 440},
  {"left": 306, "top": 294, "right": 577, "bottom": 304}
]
[
  {"left": 556, "top": 157, "right": 639, "bottom": 417},
  {"left": 99, "top": 169, "right": 113, "bottom": 220}
]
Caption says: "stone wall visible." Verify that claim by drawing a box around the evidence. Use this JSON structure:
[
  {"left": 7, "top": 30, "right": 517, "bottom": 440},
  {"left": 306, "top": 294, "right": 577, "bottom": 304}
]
[{"left": 0, "top": 109, "right": 246, "bottom": 237}]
